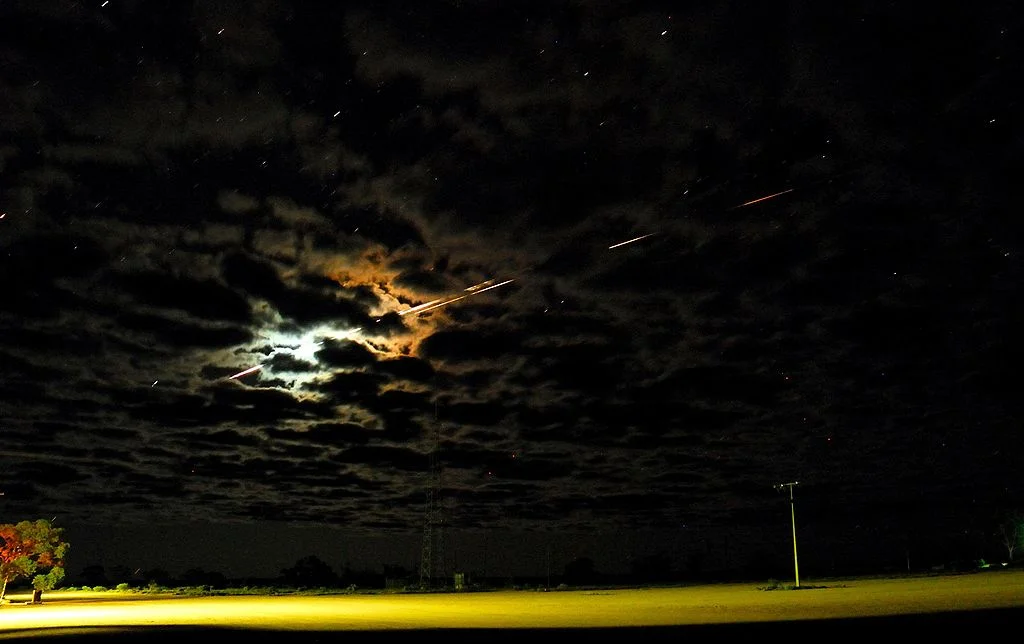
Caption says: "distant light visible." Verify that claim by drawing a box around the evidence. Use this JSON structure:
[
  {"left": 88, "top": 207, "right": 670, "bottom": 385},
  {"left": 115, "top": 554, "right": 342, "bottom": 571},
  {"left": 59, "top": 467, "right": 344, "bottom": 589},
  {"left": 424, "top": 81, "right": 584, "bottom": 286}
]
[
  {"left": 101, "top": 0, "right": 109, "bottom": 6},
  {"left": 661, "top": 30, "right": 668, "bottom": 35}
]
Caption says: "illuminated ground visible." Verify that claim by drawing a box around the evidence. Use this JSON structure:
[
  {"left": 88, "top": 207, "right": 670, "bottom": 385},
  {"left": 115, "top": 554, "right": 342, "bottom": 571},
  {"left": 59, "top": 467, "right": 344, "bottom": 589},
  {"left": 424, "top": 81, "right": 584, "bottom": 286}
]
[{"left": 1, "top": 570, "right": 1022, "bottom": 636}]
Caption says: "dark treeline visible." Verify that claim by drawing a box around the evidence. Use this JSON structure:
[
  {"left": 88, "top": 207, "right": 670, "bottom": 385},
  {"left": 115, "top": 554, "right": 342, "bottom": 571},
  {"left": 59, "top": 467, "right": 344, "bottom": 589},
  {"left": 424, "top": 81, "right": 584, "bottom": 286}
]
[{"left": 63, "top": 546, "right": 1015, "bottom": 592}]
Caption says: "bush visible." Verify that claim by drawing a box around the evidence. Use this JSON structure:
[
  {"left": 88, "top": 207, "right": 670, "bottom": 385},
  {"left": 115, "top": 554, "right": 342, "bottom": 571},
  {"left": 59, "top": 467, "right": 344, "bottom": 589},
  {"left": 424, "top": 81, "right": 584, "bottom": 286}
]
[
  {"left": 92, "top": 586, "right": 108, "bottom": 592},
  {"left": 116, "top": 583, "right": 131, "bottom": 592}
]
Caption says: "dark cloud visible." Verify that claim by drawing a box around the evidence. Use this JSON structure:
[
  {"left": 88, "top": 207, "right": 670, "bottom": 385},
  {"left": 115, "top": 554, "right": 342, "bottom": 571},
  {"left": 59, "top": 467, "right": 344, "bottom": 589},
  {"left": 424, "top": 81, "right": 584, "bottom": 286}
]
[
  {"left": 315, "top": 339, "right": 378, "bottom": 368},
  {"left": 332, "top": 445, "right": 426, "bottom": 472},
  {"left": 222, "top": 252, "right": 376, "bottom": 326},
  {"left": 117, "top": 311, "right": 254, "bottom": 348},
  {"left": 309, "top": 371, "right": 386, "bottom": 402},
  {"left": 265, "top": 352, "right": 317, "bottom": 373},
  {"left": 0, "top": 234, "right": 108, "bottom": 319},
  {"left": 393, "top": 268, "right": 452, "bottom": 293},
  {"left": 442, "top": 402, "right": 507, "bottom": 427},
  {"left": 181, "top": 429, "right": 263, "bottom": 449},
  {"left": 7, "top": 461, "right": 90, "bottom": 486},
  {"left": 375, "top": 356, "right": 436, "bottom": 383},
  {"left": 111, "top": 270, "right": 253, "bottom": 323},
  {"left": 420, "top": 328, "right": 526, "bottom": 363}
]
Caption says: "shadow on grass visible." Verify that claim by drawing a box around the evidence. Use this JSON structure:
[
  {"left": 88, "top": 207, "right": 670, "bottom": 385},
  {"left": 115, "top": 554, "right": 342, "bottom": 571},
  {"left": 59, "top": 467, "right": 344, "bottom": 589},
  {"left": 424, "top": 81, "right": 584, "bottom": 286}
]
[
  {"left": 757, "top": 580, "right": 846, "bottom": 591},
  {"left": 3, "top": 607, "right": 1024, "bottom": 642}
]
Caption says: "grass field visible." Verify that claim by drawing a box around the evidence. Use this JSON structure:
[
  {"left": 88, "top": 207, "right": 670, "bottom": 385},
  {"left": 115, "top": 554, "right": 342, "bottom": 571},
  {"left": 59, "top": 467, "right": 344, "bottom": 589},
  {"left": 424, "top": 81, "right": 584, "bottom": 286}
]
[{"left": 1, "top": 569, "right": 1022, "bottom": 635}]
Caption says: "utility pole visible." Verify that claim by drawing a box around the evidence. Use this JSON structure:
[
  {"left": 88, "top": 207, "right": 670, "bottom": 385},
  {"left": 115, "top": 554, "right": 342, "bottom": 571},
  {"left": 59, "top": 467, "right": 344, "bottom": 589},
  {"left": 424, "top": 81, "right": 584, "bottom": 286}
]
[
  {"left": 774, "top": 481, "right": 800, "bottom": 588},
  {"left": 545, "top": 541, "right": 551, "bottom": 590}
]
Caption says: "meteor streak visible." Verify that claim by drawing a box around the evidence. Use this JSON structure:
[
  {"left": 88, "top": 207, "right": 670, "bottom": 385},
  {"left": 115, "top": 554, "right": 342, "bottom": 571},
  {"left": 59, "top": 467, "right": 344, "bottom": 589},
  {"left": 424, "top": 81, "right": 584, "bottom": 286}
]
[
  {"left": 398, "top": 297, "right": 446, "bottom": 316},
  {"left": 735, "top": 188, "right": 794, "bottom": 208},
  {"left": 608, "top": 233, "right": 656, "bottom": 249},
  {"left": 464, "top": 279, "right": 496, "bottom": 293},
  {"left": 228, "top": 364, "right": 262, "bottom": 379},
  {"left": 399, "top": 279, "right": 516, "bottom": 316},
  {"left": 414, "top": 294, "right": 469, "bottom": 314},
  {"left": 469, "top": 279, "right": 515, "bottom": 295}
]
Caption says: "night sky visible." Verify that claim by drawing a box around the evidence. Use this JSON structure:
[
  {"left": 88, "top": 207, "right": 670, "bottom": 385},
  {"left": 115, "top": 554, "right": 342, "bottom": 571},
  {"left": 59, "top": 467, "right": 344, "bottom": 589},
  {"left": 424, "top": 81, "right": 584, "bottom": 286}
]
[{"left": 1, "top": 1, "right": 1021, "bottom": 581}]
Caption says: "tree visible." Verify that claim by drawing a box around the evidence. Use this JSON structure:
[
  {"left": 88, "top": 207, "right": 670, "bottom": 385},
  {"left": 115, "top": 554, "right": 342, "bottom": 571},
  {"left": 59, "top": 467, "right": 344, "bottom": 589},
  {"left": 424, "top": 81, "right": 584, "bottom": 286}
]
[
  {"left": 280, "top": 555, "right": 338, "bottom": 588},
  {"left": 31, "top": 566, "right": 65, "bottom": 603},
  {"left": 179, "top": 568, "right": 227, "bottom": 589},
  {"left": 142, "top": 567, "right": 172, "bottom": 587},
  {"left": 77, "top": 564, "right": 109, "bottom": 587},
  {"left": 0, "top": 519, "right": 70, "bottom": 603},
  {"left": 998, "top": 510, "right": 1024, "bottom": 562}
]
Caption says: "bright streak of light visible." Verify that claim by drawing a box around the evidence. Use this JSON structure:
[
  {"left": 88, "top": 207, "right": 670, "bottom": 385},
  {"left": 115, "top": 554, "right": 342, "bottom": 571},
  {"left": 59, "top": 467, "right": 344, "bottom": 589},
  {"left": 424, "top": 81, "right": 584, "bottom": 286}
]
[
  {"left": 464, "top": 279, "right": 495, "bottom": 293},
  {"left": 414, "top": 294, "right": 469, "bottom": 314},
  {"left": 398, "top": 297, "right": 446, "bottom": 316},
  {"left": 735, "top": 188, "right": 794, "bottom": 208},
  {"left": 399, "top": 279, "right": 515, "bottom": 316},
  {"left": 468, "top": 278, "right": 515, "bottom": 295},
  {"left": 228, "top": 365, "right": 262, "bottom": 380},
  {"left": 608, "top": 233, "right": 656, "bottom": 249}
]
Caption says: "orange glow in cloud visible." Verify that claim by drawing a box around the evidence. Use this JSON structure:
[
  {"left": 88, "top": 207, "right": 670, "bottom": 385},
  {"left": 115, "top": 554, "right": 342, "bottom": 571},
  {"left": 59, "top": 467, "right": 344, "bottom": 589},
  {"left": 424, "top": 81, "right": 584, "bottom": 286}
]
[{"left": 324, "top": 250, "right": 513, "bottom": 359}]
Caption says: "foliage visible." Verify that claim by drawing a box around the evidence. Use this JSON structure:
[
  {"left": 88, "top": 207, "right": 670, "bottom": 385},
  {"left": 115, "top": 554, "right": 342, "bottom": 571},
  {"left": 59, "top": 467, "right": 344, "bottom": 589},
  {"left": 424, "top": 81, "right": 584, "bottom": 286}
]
[
  {"left": 32, "top": 566, "right": 65, "bottom": 592},
  {"left": 179, "top": 568, "right": 227, "bottom": 589},
  {"left": 142, "top": 568, "right": 172, "bottom": 587},
  {"left": 0, "top": 519, "right": 70, "bottom": 602},
  {"left": 78, "top": 564, "right": 109, "bottom": 587},
  {"left": 281, "top": 555, "right": 339, "bottom": 588}
]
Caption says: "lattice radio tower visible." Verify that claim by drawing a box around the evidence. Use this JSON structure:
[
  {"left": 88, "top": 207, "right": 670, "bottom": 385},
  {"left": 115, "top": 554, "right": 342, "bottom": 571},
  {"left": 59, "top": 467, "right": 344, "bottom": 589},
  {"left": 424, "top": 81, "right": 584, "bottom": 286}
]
[{"left": 419, "top": 408, "right": 444, "bottom": 587}]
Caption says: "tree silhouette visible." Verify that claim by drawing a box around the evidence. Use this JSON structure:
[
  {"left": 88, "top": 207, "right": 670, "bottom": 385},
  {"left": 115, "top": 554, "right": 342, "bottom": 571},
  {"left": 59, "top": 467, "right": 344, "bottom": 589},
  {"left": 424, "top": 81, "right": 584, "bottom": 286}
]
[
  {"left": 280, "top": 555, "right": 338, "bottom": 588},
  {"left": 998, "top": 510, "right": 1024, "bottom": 562},
  {"left": 78, "top": 564, "right": 109, "bottom": 587},
  {"left": 180, "top": 568, "right": 227, "bottom": 588}
]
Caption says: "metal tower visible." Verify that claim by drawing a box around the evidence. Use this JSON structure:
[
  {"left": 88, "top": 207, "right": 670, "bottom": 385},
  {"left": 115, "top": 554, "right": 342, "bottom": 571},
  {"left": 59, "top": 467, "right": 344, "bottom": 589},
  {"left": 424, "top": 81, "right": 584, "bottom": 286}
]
[{"left": 419, "top": 414, "right": 443, "bottom": 587}]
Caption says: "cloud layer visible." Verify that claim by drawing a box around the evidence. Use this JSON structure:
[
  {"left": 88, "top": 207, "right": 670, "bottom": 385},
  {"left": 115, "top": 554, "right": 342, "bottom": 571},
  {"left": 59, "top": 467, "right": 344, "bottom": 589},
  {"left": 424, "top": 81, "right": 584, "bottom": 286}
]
[{"left": 1, "top": 2, "right": 1020, "bottom": 567}]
